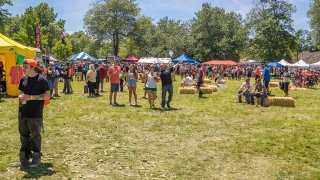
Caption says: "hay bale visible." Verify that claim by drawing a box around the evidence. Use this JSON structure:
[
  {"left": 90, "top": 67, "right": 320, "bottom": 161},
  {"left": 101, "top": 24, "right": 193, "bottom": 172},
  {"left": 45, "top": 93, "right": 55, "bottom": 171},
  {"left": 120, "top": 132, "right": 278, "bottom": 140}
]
[
  {"left": 203, "top": 85, "right": 218, "bottom": 92},
  {"left": 199, "top": 87, "right": 213, "bottom": 94},
  {"left": 203, "top": 79, "right": 212, "bottom": 83},
  {"left": 269, "top": 82, "right": 279, "bottom": 88},
  {"left": 179, "top": 87, "right": 196, "bottom": 94},
  {"left": 254, "top": 97, "right": 271, "bottom": 107},
  {"left": 218, "top": 79, "right": 226, "bottom": 84},
  {"left": 269, "top": 97, "right": 295, "bottom": 107}
]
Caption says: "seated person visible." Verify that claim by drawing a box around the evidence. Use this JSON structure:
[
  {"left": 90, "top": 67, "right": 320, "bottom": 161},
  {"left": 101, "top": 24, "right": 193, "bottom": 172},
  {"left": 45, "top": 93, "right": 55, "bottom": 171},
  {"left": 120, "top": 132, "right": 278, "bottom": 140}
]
[
  {"left": 238, "top": 77, "right": 252, "bottom": 104},
  {"left": 181, "top": 75, "right": 194, "bottom": 87},
  {"left": 251, "top": 78, "right": 267, "bottom": 106}
]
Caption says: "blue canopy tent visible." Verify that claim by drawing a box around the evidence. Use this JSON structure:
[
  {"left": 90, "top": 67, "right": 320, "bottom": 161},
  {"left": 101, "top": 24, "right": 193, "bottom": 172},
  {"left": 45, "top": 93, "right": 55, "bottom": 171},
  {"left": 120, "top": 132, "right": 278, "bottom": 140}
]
[
  {"left": 267, "top": 62, "right": 284, "bottom": 67},
  {"left": 172, "top": 54, "right": 200, "bottom": 64},
  {"left": 68, "top": 52, "right": 98, "bottom": 61}
]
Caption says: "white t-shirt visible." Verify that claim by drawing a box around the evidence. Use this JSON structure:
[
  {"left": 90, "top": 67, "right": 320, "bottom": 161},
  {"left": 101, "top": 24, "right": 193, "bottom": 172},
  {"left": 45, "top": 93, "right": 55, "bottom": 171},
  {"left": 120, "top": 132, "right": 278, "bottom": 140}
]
[
  {"left": 185, "top": 76, "right": 193, "bottom": 86},
  {"left": 146, "top": 72, "right": 157, "bottom": 88}
]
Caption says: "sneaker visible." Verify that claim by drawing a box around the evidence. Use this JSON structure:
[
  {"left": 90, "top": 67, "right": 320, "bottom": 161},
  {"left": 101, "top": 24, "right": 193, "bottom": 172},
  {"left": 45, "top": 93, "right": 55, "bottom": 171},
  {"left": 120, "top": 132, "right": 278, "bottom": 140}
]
[
  {"left": 113, "top": 102, "right": 120, "bottom": 106},
  {"left": 167, "top": 103, "right": 171, "bottom": 109},
  {"left": 161, "top": 104, "right": 165, "bottom": 109},
  {"left": 29, "top": 152, "right": 41, "bottom": 168},
  {"left": 16, "top": 151, "right": 30, "bottom": 167}
]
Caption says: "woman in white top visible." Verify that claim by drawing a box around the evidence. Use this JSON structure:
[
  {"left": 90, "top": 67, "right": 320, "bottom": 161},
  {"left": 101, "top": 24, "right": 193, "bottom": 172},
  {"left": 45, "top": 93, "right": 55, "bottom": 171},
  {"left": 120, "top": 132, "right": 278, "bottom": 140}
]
[
  {"left": 126, "top": 64, "right": 139, "bottom": 105},
  {"left": 145, "top": 65, "right": 158, "bottom": 108},
  {"left": 86, "top": 64, "right": 96, "bottom": 97}
]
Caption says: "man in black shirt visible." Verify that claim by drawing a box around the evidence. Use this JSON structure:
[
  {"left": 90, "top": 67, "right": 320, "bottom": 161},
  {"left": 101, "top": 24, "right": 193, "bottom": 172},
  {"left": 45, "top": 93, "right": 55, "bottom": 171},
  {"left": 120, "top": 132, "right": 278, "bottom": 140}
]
[
  {"left": 17, "top": 59, "right": 50, "bottom": 168},
  {"left": 159, "top": 63, "right": 178, "bottom": 109}
]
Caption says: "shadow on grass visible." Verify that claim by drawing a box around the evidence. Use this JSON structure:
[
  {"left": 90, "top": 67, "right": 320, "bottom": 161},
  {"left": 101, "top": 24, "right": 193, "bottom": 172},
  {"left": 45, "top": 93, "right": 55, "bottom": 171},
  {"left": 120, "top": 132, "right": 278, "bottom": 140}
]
[
  {"left": 150, "top": 107, "right": 179, "bottom": 112},
  {"left": 20, "top": 162, "right": 55, "bottom": 179}
]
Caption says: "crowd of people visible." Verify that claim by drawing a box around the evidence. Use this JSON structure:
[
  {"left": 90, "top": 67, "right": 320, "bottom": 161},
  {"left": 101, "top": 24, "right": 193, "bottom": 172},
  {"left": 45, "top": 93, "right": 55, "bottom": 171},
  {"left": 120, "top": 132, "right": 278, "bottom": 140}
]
[{"left": 4, "top": 58, "right": 319, "bottom": 168}]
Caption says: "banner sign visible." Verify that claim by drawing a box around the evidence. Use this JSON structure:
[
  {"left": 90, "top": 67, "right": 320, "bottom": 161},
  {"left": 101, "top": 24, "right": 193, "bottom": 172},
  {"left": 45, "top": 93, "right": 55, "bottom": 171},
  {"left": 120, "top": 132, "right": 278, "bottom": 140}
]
[{"left": 35, "top": 25, "right": 40, "bottom": 49}]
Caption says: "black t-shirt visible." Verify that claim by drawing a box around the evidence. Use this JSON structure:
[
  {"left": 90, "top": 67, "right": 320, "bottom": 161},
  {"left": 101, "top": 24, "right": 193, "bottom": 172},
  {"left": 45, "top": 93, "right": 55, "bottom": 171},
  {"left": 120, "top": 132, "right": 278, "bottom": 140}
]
[
  {"left": 160, "top": 67, "right": 174, "bottom": 86},
  {"left": 18, "top": 74, "right": 50, "bottom": 118}
]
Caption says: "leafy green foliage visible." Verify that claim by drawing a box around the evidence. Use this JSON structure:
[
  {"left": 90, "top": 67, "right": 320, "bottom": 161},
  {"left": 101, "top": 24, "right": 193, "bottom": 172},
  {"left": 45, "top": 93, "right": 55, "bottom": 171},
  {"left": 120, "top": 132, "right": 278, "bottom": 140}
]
[
  {"left": 245, "top": 0, "right": 297, "bottom": 62},
  {"left": 308, "top": 0, "right": 320, "bottom": 49},
  {"left": 190, "top": 3, "right": 247, "bottom": 61},
  {"left": 52, "top": 39, "right": 72, "bottom": 60},
  {"left": 84, "top": 0, "right": 140, "bottom": 56},
  {"left": 0, "top": 0, "right": 12, "bottom": 33}
]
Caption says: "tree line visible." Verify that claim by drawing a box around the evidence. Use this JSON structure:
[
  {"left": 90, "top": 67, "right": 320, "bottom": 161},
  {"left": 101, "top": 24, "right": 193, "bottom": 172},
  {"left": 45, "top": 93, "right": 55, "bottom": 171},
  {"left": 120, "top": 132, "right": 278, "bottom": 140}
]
[{"left": 0, "top": 0, "right": 320, "bottom": 63}]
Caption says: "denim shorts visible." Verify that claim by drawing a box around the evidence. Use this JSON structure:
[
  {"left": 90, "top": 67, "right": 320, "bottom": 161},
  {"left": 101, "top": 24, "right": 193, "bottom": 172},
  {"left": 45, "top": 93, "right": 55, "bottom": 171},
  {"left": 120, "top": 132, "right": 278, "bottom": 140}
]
[
  {"left": 127, "top": 79, "right": 137, "bottom": 87},
  {"left": 110, "top": 83, "right": 119, "bottom": 92}
]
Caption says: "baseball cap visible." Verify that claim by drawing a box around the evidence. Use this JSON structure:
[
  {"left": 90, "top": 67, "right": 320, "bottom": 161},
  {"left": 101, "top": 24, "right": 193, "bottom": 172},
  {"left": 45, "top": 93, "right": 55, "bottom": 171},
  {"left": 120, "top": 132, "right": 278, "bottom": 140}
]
[{"left": 23, "top": 59, "right": 38, "bottom": 67}]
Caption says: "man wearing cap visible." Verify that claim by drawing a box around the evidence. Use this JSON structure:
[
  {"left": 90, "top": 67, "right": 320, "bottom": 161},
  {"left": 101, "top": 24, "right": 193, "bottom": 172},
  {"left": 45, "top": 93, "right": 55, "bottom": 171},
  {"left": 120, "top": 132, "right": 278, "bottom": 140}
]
[
  {"left": 238, "top": 77, "right": 253, "bottom": 104},
  {"left": 17, "top": 59, "right": 50, "bottom": 167}
]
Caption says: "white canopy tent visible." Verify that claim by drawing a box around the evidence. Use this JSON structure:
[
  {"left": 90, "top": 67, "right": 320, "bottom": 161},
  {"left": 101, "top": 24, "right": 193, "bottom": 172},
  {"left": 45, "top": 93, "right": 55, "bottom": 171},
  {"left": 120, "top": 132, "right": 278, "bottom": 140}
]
[
  {"left": 310, "top": 61, "right": 320, "bottom": 68},
  {"left": 240, "top": 59, "right": 262, "bottom": 65},
  {"left": 138, "top": 57, "right": 171, "bottom": 64},
  {"left": 278, "top": 59, "right": 291, "bottom": 66},
  {"left": 290, "top": 59, "right": 309, "bottom": 68}
]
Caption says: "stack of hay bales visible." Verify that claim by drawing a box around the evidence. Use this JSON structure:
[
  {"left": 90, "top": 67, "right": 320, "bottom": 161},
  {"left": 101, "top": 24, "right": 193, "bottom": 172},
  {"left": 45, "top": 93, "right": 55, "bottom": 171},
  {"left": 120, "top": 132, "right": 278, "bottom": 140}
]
[
  {"left": 179, "top": 87, "right": 196, "bottom": 94},
  {"left": 269, "top": 97, "right": 295, "bottom": 107},
  {"left": 269, "top": 82, "right": 279, "bottom": 88},
  {"left": 218, "top": 79, "right": 226, "bottom": 84}
]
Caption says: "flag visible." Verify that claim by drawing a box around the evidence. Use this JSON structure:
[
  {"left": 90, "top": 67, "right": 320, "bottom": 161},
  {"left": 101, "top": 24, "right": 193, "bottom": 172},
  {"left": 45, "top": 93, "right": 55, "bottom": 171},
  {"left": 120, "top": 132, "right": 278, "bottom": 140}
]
[
  {"left": 16, "top": 54, "right": 25, "bottom": 65},
  {"left": 169, "top": 50, "right": 173, "bottom": 57}
]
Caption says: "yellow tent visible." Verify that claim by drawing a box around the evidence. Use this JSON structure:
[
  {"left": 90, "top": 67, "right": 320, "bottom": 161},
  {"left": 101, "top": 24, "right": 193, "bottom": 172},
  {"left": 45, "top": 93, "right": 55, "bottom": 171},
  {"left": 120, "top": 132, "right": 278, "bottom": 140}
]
[{"left": 0, "top": 33, "right": 36, "bottom": 96}]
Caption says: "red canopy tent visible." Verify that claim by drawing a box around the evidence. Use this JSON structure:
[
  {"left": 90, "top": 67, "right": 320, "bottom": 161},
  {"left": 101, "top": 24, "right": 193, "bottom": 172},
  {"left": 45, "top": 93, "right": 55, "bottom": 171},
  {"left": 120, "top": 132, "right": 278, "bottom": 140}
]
[
  {"left": 125, "top": 55, "right": 139, "bottom": 62},
  {"left": 203, "top": 60, "right": 239, "bottom": 66}
]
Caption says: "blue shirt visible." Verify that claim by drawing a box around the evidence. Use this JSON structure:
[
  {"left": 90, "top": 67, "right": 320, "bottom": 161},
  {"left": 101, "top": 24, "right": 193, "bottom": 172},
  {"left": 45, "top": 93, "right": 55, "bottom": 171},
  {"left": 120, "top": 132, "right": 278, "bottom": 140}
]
[{"left": 263, "top": 67, "right": 270, "bottom": 81}]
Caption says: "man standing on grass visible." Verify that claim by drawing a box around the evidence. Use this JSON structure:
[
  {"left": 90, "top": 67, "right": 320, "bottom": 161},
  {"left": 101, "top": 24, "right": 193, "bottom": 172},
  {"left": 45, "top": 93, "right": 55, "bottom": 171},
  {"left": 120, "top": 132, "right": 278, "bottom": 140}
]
[
  {"left": 107, "top": 60, "right": 121, "bottom": 106},
  {"left": 17, "top": 59, "right": 50, "bottom": 168},
  {"left": 195, "top": 64, "right": 205, "bottom": 97},
  {"left": 263, "top": 65, "right": 271, "bottom": 95},
  {"left": 159, "top": 63, "right": 178, "bottom": 109}
]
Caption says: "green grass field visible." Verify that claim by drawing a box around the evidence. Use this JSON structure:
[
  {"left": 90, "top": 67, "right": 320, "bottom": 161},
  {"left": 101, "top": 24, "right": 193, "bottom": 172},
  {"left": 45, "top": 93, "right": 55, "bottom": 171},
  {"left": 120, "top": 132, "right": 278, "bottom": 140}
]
[{"left": 0, "top": 78, "right": 320, "bottom": 179}]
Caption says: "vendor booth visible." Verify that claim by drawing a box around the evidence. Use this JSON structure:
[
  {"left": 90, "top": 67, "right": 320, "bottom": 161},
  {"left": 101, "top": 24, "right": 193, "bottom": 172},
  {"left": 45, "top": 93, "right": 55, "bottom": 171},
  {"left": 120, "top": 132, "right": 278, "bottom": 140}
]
[{"left": 0, "top": 33, "right": 36, "bottom": 96}]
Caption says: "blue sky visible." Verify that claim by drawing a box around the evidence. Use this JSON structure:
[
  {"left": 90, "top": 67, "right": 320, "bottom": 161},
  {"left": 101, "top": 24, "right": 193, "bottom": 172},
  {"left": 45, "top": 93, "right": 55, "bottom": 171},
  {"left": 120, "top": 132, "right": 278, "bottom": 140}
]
[{"left": 5, "top": 0, "right": 311, "bottom": 34}]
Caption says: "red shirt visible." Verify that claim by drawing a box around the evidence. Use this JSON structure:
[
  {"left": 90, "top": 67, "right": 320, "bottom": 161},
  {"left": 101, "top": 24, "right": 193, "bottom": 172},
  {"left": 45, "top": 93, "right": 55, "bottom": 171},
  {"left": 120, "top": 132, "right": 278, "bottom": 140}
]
[
  {"left": 107, "top": 65, "right": 121, "bottom": 84},
  {"left": 100, "top": 66, "right": 106, "bottom": 79}
]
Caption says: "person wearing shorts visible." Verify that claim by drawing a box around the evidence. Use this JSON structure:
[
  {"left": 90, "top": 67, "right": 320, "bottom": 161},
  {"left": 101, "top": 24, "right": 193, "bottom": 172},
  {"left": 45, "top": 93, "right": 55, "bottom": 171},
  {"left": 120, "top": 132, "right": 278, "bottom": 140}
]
[
  {"left": 145, "top": 65, "right": 158, "bottom": 108},
  {"left": 107, "top": 61, "right": 121, "bottom": 106},
  {"left": 126, "top": 64, "right": 138, "bottom": 105}
]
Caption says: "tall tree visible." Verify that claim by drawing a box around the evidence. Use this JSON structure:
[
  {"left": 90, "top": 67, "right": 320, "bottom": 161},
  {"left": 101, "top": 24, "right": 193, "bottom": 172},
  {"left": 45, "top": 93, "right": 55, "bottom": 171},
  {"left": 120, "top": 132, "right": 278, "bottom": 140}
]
[
  {"left": 68, "top": 31, "right": 92, "bottom": 53},
  {"left": 308, "top": 0, "right": 320, "bottom": 49},
  {"left": 191, "top": 3, "right": 247, "bottom": 61},
  {"left": 246, "top": 0, "right": 296, "bottom": 62},
  {"left": 0, "top": 0, "right": 12, "bottom": 33},
  {"left": 84, "top": 0, "right": 140, "bottom": 56},
  {"left": 52, "top": 39, "right": 72, "bottom": 60}
]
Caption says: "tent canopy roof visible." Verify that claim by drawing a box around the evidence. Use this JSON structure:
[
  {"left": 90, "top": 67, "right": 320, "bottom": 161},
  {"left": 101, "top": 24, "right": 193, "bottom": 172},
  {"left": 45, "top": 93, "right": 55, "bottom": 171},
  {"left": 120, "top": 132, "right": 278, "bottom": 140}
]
[
  {"left": 267, "top": 62, "right": 284, "bottom": 67},
  {"left": 291, "top": 59, "right": 309, "bottom": 67},
  {"left": 278, "top": 59, "right": 291, "bottom": 66},
  {"left": 138, "top": 57, "right": 171, "bottom": 64},
  {"left": 310, "top": 60, "right": 320, "bottom": 67},
  {"left": 172, "top": 54, "right": 195, "bottom": 63},
  {"left": 125, "top": 55, "right": 139, "bottom": 61},
  {"left": 204, "top": 60, "right": 238, "bottom": 66},
  {"left": 69, "top": 52, "right": 97, "bottom": 61},
  {"left": 0, "top": 33, "right": 36, "bottom": 56}
]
